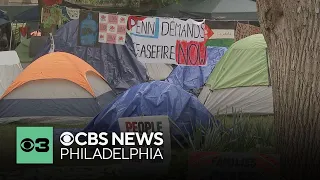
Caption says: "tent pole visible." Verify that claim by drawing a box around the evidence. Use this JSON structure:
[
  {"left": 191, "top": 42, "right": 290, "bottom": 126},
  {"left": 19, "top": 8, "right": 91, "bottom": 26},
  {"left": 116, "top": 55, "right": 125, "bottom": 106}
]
[
  {"left": 9, "top": 22, "right": 13, "bottom": 50},
  {"left": 49, "top": 33, "right": 55, "bottom": 53}
]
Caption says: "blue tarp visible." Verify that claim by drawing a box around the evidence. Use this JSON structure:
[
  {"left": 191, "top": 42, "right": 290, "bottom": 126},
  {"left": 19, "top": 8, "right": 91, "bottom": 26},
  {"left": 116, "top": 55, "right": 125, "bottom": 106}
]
[
  {"left": 165, "top": 46, "right": 227, "bottom": 93},
  {"left": 13, "top": 6, "right": 38, "bottom": 22},
  {"left": 12, "top": 2, "right": 88, "bottom": 22},
  {"left": 0, "top": 9, "right": 9, "bottom": 20},
  {"left": 83, "top": 81, "right": 214, "bottom": 136},
  {"left": 0, "top": 9, "right": 10, "bottom": 26},
  {"left": 35, "top": 19, "right": 147, "bottom": 94}
]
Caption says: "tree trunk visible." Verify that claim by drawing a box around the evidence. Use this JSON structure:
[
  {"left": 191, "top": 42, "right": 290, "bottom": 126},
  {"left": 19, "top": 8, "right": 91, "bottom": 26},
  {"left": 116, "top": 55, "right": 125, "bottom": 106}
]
[{"left": 256, "top": 0, "right": 320, "bottom": 179}]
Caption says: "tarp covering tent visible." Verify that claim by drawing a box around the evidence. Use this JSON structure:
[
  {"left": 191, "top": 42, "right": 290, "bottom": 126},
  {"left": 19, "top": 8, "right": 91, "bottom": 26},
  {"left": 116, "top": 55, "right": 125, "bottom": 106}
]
[
  {"left": 12, "top": 5, "right": 38, "bottom": 22},
  {"left": 83, "top": 81, "right": 213, "bottom": 136},
  {"left": 198, "top": 34, "right": 273, "bottom": 114},
  {"left": 0, "top": 52, "right": 116, "bottom": 118},
  {"left": 35, "top": 19, "right": 147, "bottom": 94},
  {"left": 157, "top": 0, "right": 258, "bottom": 20},
  {"left": 12, "top": 1, "right": 88, "bottom": 22},
  {"left": 0, "top": 9, "right": 10, "bottom": 25},
  {"left": 14, "top": 8, "right": 171, "bottom": 81},
  {"left": 0, "top": 5, "right": 36, "bottom": 20},
  {"left": 0, "top": 9, "right": 12, "bottom": 51},
  {"left": 165, "top": 46, "right": 227, "bottom": 93},
  {"left": 0, "top": 51, "right": 23, "bottom": 96}
]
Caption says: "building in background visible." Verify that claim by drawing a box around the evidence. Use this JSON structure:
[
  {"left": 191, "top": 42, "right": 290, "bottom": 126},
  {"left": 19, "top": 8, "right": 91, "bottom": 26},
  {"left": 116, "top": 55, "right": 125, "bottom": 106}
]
[
  {"left": 157, "top": 0, "right": 257, "bottom": 20},
  {"left": 0, "top": 0, "right": 37, "bottom": 5}
]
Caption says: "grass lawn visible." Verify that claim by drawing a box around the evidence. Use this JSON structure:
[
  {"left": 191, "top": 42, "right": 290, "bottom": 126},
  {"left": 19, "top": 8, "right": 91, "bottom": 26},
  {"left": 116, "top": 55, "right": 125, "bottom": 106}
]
[{"left": 216, "top": 114, "right": 274, "bottom": 127}]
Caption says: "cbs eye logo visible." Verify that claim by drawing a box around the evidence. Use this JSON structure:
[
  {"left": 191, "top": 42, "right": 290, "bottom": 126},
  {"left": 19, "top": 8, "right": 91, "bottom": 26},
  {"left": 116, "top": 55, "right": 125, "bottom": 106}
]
[
  {"left": 20, "top": 138, "right": 50, "bottom": 152},
  {"left": 60, "top": 132, "right": 74, "bottom": 146}
]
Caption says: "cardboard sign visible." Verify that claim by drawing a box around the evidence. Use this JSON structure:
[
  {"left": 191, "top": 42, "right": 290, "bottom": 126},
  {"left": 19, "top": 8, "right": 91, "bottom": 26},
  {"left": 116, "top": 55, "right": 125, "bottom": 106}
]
[
  {"left": 210, "top": 29, "right": 235, "bottom": 39},
  {"left": 129, "top": 16, "right": 207, "bottom": 66},
  {"left": 118, "top": 115, "right": 171, "bottom": 175},
  {"left": 235, "top": 23, "right": 261, "bottom": 41},
  {"left": 188, "top": 152, "right": 280, "bottom": 179}
]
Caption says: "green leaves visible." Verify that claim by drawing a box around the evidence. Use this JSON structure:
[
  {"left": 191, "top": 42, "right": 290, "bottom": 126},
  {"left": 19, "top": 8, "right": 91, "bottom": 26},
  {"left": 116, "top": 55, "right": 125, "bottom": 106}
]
[{"left": 43, "top": 5, "right": 70, "bottom": 29}]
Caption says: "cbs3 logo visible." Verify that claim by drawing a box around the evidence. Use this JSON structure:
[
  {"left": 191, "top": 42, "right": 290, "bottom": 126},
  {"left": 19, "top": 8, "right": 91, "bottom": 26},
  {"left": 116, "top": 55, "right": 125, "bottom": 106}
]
[{"left": 20, "top": 138, "right": 50, "bottom": 152}]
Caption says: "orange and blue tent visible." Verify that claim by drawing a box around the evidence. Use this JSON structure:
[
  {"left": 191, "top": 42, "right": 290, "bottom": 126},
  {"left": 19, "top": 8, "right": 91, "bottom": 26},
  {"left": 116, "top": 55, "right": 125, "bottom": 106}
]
[{"left": 0, "top": 52, "right": 116, "bottom": 117}]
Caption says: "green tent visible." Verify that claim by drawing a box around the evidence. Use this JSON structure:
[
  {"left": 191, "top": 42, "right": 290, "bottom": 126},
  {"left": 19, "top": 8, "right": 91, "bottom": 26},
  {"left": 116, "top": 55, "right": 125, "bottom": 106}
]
[
  {"left": 198, "top": 34, "right": 273, "bottom": 115},
  {"left": 15, "top": 38, "right": 33, "bottom": 63}
]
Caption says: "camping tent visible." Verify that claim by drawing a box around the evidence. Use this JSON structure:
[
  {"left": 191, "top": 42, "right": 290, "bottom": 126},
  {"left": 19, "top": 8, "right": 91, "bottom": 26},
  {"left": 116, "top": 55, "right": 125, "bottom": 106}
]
[
  {"left": 145, "top": 63, "right": 174, "bottom": 80},
  {"left": 0, "top": 51, "right": 23, "bottom": 96},
  {"left": 198, "top": 34, "right": 273, "bottom": 115},
  {"left": 83, "top": 81, "right": 214, "bottom": 137},
  {"left": 0, "top": 52, "right": 116, "bottom": 118},
  {"left": 35, "top": 19, "right": 147, "bottom": 94},
  {"left": 165, "top": 46, "right": 227, "bottom": 94}
]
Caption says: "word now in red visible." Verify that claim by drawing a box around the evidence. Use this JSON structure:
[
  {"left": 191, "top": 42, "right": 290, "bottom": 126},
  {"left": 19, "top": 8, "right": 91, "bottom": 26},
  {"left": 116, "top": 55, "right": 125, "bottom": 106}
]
[{"left": 175, "top": 40, "right": 207, "bottom": 66}]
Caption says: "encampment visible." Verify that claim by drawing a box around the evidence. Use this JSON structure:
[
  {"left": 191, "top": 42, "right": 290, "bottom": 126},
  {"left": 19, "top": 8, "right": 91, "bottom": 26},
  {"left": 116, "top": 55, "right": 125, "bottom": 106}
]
[
  {"left": 0, "top": 51, "right": 23, "bottom": 96},
  {"left": 83, "top": 81, "right": 214, "bottom": 137},
  {"left": 165, "top": 46, "right": 228, "bottom": 94},
  {"left": 0, "top": 52, "right": 116, "bottom": 118},
  {"left": 35, "top": 19, "right": 147, "bottom": 93},
  {"left": 198, "top": 34, "right": 273, "bottom": 115}
]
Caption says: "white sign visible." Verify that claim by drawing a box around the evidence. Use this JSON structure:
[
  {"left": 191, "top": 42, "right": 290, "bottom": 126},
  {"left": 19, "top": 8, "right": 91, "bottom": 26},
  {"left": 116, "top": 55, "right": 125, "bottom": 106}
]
[
  {"left": 129, "top": 17, "right": 207, "bottom": 66},
  {"left": 210, "top": 29, "right": 235, "bottom": 39},
  {"left": 118, "top": 115, "right": 171, "bottom": 175}
]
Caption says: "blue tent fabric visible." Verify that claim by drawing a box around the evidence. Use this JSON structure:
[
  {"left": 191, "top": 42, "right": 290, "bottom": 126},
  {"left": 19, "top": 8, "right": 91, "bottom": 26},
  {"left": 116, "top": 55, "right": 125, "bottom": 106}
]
[
  {"left": 0, "top": 9, "right": 10, "bottom": 25},
  {"left": 12, "top": 2, "right": 88, "bottom": 22},
  {"left": 13, "top": 6, "right": 38, "bottom": 22},
  {"left": 0, "top": 18, "right": 9, "bottom": 26},
  {"left": 165, "top": 46, "right": 228, "bottom": 92},
  {"left": 83, "top": 81, "right": 214, "bottom": 136},
  {"left": 35, "top": 20, "right": 147, "bottom": 94},
  {"left": 0, "top": 10, "right": 9, "bottom": 20}
]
